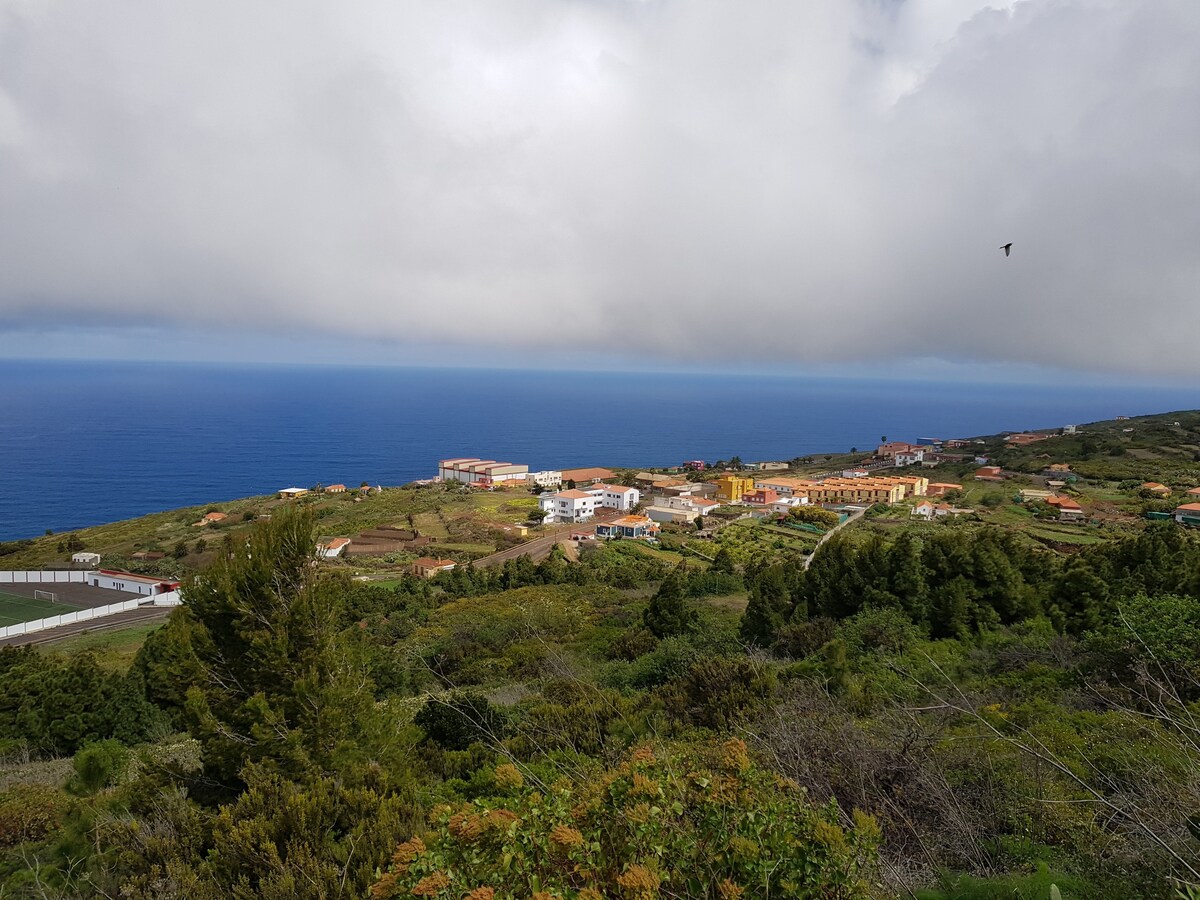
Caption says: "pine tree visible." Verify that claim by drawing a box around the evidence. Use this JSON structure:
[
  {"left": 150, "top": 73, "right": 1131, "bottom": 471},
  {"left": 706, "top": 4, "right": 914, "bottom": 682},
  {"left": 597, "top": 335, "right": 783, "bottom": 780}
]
[
  {"left": 644, "top": 564, "right": 697, "bottom": 638},
  {"left": 711, "top": 546, "right": 735, "bottom": 575},
  {"left": 740, "top": 566, "right": 791, "bottom": 646},
  {"left": 1049, "top": 557, "right": 1109, "bottom": 634},
  {"left": 182, "top": 506, "right": 385, "bottom": 795}
]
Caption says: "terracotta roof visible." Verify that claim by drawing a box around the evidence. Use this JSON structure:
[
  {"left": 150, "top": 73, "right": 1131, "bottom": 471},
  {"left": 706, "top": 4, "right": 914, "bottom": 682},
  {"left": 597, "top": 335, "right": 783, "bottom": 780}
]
[
  {"left": 412, "top": 557, "right": 455, "bottom": 568},
  {"left": 1187, "top": 487, "right": 1200, "bottom": 495},
  {"left": 1046, "top": 495, "right": 1082, "bottom": 509},
  {"left": 1141, "top": 482, "right": 1170, "bottom": 491},
  {"left": 594, "top": 484, "right": 636, "bottom": 493},
  {"left": 611, "top": 515, "right": 655, "bottom": 527},
  {"left": 556, "top": 489, "right": 595, "bottom": 500},
  {"left": 1176, "top": 503, "right": 1200, "bottom": 512},
  {"left": 561, "top": 467, "right": 615, "bottom": 481},
  {"left": 324, "top": 538, "right": 351, "bottom": 550}
]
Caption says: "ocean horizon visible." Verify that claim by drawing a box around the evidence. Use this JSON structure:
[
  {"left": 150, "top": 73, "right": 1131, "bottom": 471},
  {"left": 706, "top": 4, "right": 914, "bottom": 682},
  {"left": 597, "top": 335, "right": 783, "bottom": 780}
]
[{"left": 1, "top": 359, "right": 1197, "bottom": 541}]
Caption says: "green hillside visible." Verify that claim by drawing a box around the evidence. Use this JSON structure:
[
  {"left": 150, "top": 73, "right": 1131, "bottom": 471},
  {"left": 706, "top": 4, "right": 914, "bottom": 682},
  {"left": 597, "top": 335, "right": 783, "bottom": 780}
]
[{"left": 2, "top": 414, "right": 1200, "bottom": 897}]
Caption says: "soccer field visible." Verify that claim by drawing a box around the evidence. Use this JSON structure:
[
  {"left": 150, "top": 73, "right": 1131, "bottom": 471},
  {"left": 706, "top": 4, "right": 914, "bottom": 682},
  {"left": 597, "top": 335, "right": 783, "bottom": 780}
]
[{"left": 0, "top": 591, "right": 85, "bottom": 627}]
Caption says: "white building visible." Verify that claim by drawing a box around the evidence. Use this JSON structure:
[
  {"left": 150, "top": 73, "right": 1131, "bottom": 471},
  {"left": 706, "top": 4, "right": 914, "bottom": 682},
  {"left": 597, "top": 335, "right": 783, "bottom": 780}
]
[
  {"left": 645, "top": 502, "right": 700, "bottom": 524},
  {"left": 71, "top": 551, "right": 101, "bottom": 567},
  {"left": 539, "top": 484, "right": 641, "bottom": 522},
  {"left": 690, "top": 497, "right": 722, "bottom": 516},
  {"left": 540, "top": 489, "right": 603, "bottom": 523},
  {"left": 593, "top": 484, "right": 640, "bottom": 511},
  {"left": 318, "top": 538, "right": 351, "bottom": 558},
  {"left": 643, "top": 494, "right": 717, "bottom": 524},
  {"left": 439, "top": 457, "right": 530, "bottom": 485},
  {"left": 90, "top": 570, "right": 179, "bottom": 596},
  {"left": 894, "top": 449, "right": 925, "bottom": 466},
  {"left": 279, "top": 487, "right": 308, "bottom": 498},
  {"left": 912, "top": 501, "right": 968, "bottom": 520},
  {"left": 528, "top": 470, "right": 563, "bottom": 488},
  {"left": 770, "top": 497, "right": 809, "bottom": 513}
]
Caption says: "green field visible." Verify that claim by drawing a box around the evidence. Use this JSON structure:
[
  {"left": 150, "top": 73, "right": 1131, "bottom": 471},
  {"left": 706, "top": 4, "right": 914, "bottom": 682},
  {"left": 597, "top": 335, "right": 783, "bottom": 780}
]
[
  {"left": 41, "top": 619, "right": 165, "bottom": 671},
  {"left": 0, "top": 590, "right": 84, "bottom": 627}
]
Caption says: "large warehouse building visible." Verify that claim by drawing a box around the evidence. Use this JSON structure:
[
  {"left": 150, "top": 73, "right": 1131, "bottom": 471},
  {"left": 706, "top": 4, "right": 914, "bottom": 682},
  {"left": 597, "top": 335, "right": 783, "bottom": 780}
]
[{"left": 438, "top": 457, "right": 530, "bottom": 485}]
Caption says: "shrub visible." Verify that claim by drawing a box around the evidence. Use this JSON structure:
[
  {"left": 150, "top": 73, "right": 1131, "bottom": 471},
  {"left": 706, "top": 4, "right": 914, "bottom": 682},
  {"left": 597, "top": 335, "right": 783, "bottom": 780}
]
[
  {"left": 662, "top": 656, "right": 777, "bottom": 730},
  {"left": 372, "top": 740, "right": 878, "bottom": 899},
  {"left": 787, "top": 506, "right": 841, "bottom": 529},
  {"left": 772, "top": 617, "right": 838, "bottom": 659},
  {"left": 68, "top": 739, "right": 131, "bottom": 795},
  {"left": 414, "top": 692, "right": 507, "bottom": 751},
  {"left": 0, "top": 784, "right": 69, "bottom": 847},
  {"left": 606, "top": 627, "right": 659, "bottom": 661}
]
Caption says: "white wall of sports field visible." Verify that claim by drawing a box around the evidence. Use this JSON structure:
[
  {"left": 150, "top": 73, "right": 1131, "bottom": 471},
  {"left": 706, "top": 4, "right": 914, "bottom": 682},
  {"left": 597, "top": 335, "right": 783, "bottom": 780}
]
[
  {"left": 0, "top": 570, "right": 89, "bottom": 583},
  {"left": 0, "top": 571, "right": 182, "bottom": 640}
]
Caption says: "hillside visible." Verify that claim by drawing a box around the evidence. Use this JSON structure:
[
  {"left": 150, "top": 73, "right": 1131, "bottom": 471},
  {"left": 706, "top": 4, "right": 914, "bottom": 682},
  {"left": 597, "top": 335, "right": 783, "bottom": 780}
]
[
  {"left": 0, "top": 483, "right": 544, "bottom": 576},
  {"left": 6, "top": 409, "right": 1199, "bottom": 580},
  {"left": 2, "top": 407, "right": 1200, "bottom": 895}
]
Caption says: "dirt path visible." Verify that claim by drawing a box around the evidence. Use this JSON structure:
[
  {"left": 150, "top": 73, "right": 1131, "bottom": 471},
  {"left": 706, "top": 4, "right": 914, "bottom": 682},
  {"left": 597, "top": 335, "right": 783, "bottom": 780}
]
[{"left": 803, "top": 506, "right": 868, "bottom": 570}]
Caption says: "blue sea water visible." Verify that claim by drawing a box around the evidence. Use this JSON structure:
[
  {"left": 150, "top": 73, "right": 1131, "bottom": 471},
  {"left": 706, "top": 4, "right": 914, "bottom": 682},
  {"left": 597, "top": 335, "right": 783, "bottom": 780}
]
[{"left": 0, "top": 360, "right": 1197, "bottom": 541}]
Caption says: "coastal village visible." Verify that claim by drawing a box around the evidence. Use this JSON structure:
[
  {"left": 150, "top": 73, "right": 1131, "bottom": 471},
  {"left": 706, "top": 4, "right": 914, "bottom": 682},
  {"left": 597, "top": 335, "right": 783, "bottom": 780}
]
[
  {"left": 5, "top": 410, "right": 1200, "bottom": 644},
  {"left": 4, "top": 410, "right": 1200, "bottom": 898}
]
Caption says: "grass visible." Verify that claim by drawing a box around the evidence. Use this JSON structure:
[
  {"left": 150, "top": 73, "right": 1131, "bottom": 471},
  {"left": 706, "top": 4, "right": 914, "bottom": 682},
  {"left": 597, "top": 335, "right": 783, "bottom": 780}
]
[
  {"left": 703, "top": 592, "right": 749, "bottom": 613},
  {"left": 622, "top": 542, "right": 688, "bottom": 565},
  {"left": 40, "top": 620, "right": 164, "bottom": 672},
  {"left": 2, "top": 484, "right": 549, "bottom": 573},
  {"left": 0, "top": 591, "right": 84, "bottom": 627},
  {"left": 435, "top": 542, "right": 496, "bottom": 555},
  {"left": 1023, "top": 524, "right": 1110, "bottom": 545}
]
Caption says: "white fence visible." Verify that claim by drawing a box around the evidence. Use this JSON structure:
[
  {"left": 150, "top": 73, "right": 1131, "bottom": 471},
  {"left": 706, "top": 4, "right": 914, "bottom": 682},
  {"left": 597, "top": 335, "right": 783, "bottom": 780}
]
[
  {"left": 0, "top": 572, "right": 184, "bottom": 640},
  {"left": 0, "top": 598, "right": 141, "bottom": 640},
  {"left": 0, "top": 570, "right": 88, "bottom": 584}
]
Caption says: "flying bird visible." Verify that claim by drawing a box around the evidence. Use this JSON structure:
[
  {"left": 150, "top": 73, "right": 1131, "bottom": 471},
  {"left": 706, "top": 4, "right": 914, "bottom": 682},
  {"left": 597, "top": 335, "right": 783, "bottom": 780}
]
[{"left": 1000, "top": 243, "right": 1013, "bottom": 257}]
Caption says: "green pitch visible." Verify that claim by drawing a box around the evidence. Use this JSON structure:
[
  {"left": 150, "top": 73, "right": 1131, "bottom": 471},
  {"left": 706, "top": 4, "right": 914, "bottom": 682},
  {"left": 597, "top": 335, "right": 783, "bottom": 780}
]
[{"left": 0, "top": 591, "right": 85, "bottom": 627}]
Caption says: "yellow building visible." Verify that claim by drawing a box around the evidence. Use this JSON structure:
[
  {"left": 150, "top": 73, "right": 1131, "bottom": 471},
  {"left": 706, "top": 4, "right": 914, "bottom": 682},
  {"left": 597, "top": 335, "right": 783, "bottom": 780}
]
[
  {"left": 888, "top": 475, "right": 929, "bottom": 498},
  {"left": 805, "top": 477, "right": 907, "bottom": 505},
  {"left": 715, "top": 474, "right": 756, "bottom": 502}
]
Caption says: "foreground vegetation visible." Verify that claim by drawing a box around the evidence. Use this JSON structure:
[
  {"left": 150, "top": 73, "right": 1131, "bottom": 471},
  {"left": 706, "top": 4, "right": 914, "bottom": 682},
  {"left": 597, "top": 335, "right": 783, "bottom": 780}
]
[
  {"left": 0, "top": 500, "right": 1196, "bottom": 898},
  {"left": 3, "top": 410, "right": 1200, "bottom": 897}
]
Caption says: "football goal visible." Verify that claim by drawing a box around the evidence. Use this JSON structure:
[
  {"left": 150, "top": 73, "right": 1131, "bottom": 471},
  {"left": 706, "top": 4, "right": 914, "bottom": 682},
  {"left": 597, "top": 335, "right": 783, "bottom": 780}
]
[{"left": 33, "top": 589, "right": 58, "bottom": 603}]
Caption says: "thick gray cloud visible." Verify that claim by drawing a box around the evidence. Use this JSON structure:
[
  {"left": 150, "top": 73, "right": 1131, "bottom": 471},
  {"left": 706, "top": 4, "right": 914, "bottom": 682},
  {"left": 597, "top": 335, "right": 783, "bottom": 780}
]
[{"left": 1, "top": 0, "right": 1198, "bottom": 374}]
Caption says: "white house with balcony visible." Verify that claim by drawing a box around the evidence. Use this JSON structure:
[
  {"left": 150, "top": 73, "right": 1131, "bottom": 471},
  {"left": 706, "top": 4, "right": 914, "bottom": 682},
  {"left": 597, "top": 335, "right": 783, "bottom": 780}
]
[
  {"left": 539, "top": 489, "right": 602, "bottom": 523},
  {"left": 894, "top": 449, "right": 925, "bottom": 466},
  {"left": 538, "top": 484, "right": 641, "bottom": 523},
  {"left": 593, "top": 484, "right": 640, "bottom": 511}
]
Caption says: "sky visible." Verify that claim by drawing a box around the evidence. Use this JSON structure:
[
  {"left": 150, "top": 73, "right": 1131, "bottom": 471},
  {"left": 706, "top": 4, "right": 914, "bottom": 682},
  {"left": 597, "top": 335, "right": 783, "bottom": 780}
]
[{"left": 1, "top": 0, "right": 1198, "bottom": 380}]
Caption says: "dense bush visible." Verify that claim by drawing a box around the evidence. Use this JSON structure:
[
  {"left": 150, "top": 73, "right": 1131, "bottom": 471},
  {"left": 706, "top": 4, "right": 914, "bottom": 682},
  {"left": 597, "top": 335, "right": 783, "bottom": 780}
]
[
  {"left": 415, "top": 692, "right": 507, "bottom": 751},
  {"left": 372, "top": 740, "right": 879, "bottom": 899},
  {"left": 0, "top": 649, "right": 167, "bottom": 755}
]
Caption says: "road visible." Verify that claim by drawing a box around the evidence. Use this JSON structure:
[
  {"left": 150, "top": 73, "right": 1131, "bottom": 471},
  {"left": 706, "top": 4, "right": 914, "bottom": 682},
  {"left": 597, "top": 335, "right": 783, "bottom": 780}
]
[
  {"left": 803, "top": 506, "right": 868, "bottom": 570},
  {"left": 0, "top": 605, "right": 172, "bottom": 647},
  {"left": 472, "top": 511, "right": 619, "bottom": 568}
]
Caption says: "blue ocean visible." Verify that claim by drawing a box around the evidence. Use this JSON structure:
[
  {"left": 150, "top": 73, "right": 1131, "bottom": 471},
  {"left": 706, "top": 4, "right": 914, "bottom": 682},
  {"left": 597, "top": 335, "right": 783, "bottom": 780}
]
[{"left": 1, "top": 360, "right": 1196, "bottom": 540}]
